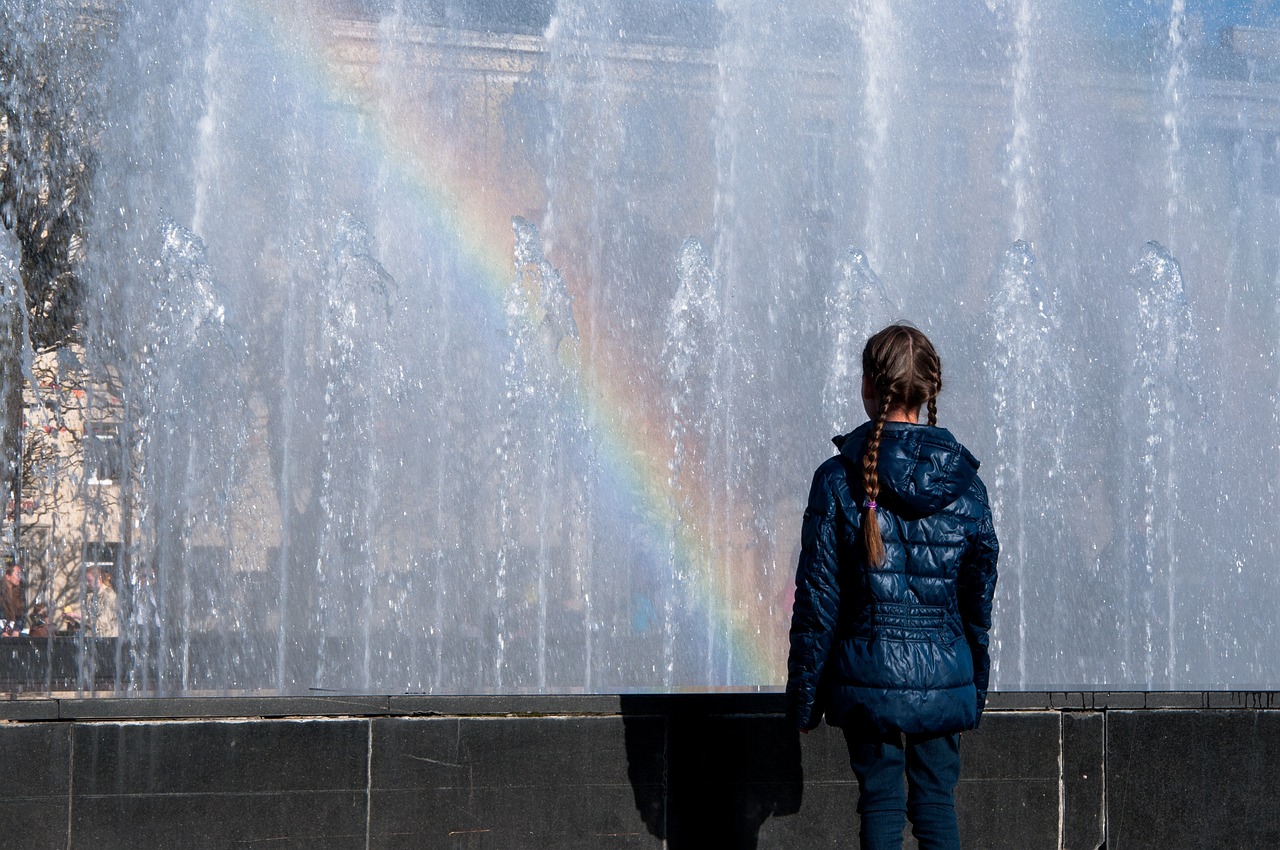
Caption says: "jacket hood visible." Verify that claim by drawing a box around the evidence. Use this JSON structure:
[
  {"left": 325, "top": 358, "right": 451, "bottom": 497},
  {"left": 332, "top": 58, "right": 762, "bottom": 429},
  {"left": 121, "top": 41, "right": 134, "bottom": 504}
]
[{"left": 834, "top": 421, "right": 980, "bottom": 518}]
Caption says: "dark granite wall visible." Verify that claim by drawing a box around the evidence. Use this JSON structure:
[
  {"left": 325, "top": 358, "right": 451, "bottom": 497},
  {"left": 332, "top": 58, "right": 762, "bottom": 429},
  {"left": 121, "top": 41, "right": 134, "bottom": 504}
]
[{"left": 0, "top": 692, "right": 1275, "bottom": 849}]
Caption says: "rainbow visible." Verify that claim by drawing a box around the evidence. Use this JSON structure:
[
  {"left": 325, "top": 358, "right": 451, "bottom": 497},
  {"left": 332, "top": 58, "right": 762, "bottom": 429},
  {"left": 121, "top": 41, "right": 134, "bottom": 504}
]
[{"left": 226, "top": 0, "right": 788, "bottom": 687}]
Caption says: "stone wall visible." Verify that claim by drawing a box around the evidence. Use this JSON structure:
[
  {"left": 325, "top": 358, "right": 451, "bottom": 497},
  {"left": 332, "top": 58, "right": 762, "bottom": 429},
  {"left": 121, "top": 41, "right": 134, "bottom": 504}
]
[{"left": 1, "top": 692, "right": 1277, "bottom": 849}]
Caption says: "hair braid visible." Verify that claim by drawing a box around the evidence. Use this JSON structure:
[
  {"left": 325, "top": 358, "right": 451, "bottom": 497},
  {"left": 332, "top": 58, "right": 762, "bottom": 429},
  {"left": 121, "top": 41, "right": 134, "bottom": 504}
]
[
  {"left": 926, "top": 367, "right": 941, "bottom": 427},
  {"left": 861, "top": 386, "right": 891, "bottom": 567},
  {"left": 858, "top": 322, "right": 945, "bottom": 567}
]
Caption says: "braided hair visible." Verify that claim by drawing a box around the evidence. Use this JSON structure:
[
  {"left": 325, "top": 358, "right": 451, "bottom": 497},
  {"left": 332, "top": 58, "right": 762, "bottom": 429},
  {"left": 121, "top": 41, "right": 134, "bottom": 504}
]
[{"left": 860, "top": 324, "right": 942, "bottom": 566}]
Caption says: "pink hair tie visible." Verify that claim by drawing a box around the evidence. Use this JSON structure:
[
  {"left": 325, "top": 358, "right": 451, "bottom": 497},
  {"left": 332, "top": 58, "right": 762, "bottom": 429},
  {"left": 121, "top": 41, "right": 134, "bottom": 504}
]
[{"left": 864, "top": 500, "right": 877, "bottom": 510}]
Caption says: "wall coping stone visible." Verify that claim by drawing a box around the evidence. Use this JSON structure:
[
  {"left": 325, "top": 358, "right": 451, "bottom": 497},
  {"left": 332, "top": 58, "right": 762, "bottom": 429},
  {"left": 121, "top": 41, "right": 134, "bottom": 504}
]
[{"left": 1, "top": 690, "right": 1278, "bottom": 722}]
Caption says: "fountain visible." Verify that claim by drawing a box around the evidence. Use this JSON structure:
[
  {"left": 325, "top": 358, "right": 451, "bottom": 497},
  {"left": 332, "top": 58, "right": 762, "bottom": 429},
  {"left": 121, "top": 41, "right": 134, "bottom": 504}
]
[
  {"left": 0, "top": 0, "right": 1278, "bottom": 696},
  {"left": 822, "top": 248, "right": 892, "bottom": 437}
]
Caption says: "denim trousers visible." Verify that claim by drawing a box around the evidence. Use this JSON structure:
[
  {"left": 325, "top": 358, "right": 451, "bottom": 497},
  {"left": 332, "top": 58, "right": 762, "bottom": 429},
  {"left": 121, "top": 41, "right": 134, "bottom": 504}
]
[{"left": 843, "top": 728, "right": 962, "bottom": 850}]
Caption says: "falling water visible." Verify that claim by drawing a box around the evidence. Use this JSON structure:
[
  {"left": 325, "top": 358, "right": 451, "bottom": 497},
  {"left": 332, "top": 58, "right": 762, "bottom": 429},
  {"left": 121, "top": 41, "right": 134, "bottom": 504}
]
[
  {"left": 985, "top": 240, "right": 1072, "bottom": 686},
  {"left": 852, "top": 0, "right": 903, "bottom": 257},
  {"left": 1129, "top": 241, "right": 1196, "bottom": 685},
  {"left": 315, "top": 213, "right": 399, "bottom": 690},
  {"left": 0, "top": 225, "right": 28, "bottom": 567},
  {"left": 994, "top": 0, "right": 1039, "bottom": 239},
  {"left": 499, "top": 216, "right": 588, "bottom": 690},
  {"left": 2, "top": 1, "right": 1280, "bottom": 696},
  {"left": 0, "top": 228, "right": 17, "bottom": 300},
  {"left": 1161, "top": 1, "right": 1189, "bottom": 228},
  {"left": 134, "top": 219, "right": 244, "bottom": 691},
  {"left": 663, "top": 237, "right": 725, "bottom": 687},
  {"left": 822, "top": 249, "right": 892, "bottom": 436}
]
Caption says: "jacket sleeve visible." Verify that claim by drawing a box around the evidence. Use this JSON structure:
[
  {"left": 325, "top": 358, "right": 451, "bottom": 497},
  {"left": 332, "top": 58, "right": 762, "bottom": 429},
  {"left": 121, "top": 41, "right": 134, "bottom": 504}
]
[
  {"left": 785, "top": 464, "right": 844, "bottom": 731},
  {"left": 957, "top": 484, "right": 999, "bottom": 722}
]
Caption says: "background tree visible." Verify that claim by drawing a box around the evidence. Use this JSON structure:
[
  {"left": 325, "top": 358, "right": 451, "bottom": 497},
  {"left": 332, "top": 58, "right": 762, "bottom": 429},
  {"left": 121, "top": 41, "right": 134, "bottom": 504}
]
[{"left": 0, "top": 3, "right": 109, "bottom": 567}]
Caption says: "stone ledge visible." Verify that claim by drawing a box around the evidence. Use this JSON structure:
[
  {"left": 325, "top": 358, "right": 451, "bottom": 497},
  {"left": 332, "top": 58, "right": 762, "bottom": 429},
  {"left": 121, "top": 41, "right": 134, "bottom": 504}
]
[
  {"left": 1206, "top": 691, "right": 1280, "bottom": 709},
  {"left": 53, "top": 695, "right": 391, "bottom": 721},
  {"left": 985, "top": 691, "right": 1087, "bottom": 710},
  {"left": 0, "top": 697, "right": 58, "bottom": 721},
  {"left": 0, "top": 690, "right": 1276, "bottom": 721}
]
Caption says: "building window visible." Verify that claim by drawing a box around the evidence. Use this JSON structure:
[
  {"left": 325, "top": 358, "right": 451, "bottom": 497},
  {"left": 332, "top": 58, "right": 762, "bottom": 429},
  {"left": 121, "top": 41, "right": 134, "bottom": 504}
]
[
  {"left": 1263, "top": 135, "right": 1280, "bottom": 198},
  {"left": 803, "top": 118, "right": 834, "bottom": 214},
  {"left": 86, "top": 423, "right": 122, "bottom": 485},
  {"left": 84, "top": 542, "right": 119, "bottom": 577}
]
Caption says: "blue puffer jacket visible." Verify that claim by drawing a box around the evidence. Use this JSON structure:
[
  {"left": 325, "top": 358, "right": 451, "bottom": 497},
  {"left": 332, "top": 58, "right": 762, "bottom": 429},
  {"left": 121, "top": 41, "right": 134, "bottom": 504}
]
[{"left": 786, "top": 421, "right": 999, "bottom": 736}]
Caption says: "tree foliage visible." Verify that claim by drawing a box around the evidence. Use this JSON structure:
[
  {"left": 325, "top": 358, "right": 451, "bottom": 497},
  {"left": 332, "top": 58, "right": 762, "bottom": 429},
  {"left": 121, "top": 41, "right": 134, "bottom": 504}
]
[
  {"left": 0, "top": 2, "right": 107, "bottom": 352},
  {"left": 0, "top": 3, "right": 110, "bottom": 573}
]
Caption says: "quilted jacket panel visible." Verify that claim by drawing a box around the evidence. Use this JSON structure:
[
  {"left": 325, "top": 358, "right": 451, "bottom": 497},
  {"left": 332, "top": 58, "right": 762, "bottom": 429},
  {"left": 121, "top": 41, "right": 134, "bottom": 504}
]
[{"left": 786, "top": 421, "right": 999, "bottom": 736}]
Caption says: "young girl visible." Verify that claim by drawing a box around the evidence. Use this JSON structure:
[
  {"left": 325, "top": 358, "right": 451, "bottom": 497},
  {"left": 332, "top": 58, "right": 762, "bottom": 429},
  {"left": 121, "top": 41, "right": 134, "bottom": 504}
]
[{"left": 786, "top": 323, "right": 999, "bottom": 850}]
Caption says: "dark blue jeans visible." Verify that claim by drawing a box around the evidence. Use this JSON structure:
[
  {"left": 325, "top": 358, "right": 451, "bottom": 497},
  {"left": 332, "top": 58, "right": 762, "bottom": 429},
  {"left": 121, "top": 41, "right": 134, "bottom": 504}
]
[{"left": 843, "top": 728, "right": 962, "bottom": 850}]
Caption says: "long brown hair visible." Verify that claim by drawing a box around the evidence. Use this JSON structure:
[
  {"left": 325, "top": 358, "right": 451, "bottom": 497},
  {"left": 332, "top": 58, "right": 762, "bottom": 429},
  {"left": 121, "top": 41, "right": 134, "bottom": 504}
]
[{"left": 860, "top": 324, "right": 942, "bottom": 566}]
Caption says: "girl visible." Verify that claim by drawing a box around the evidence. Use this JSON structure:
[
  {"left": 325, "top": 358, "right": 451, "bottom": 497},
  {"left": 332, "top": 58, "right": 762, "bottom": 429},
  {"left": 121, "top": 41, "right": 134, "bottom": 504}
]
[{"left": 786, "top": 323, "right": 999, "bottom": 850}]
